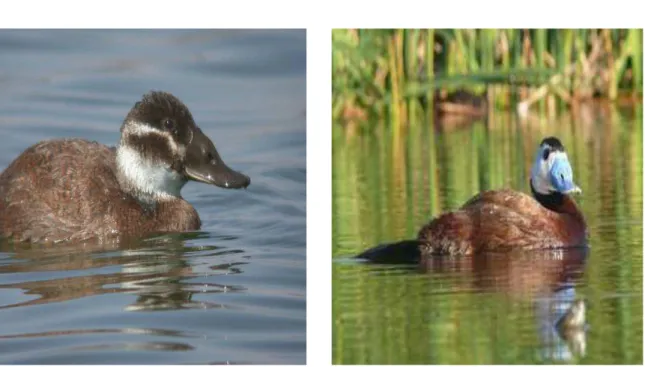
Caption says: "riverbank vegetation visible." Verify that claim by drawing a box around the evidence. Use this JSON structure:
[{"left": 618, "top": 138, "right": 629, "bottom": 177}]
[{"left": 332, "top": 29, "right": 643, "bottom": 128}]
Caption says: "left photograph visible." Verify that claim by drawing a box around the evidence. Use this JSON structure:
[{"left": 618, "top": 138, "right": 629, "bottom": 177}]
[{"left": 0, "top": 29, "right": 305, "bottom": 364}]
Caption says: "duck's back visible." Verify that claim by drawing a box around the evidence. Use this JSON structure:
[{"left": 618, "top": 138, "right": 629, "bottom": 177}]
[
  {"left": 0, "top": 139, "right": 199, "bottom": 243},
  {"left": 0, "top": 139, "right": 124, "bottom": 242},
  {"left": 417, "top": 189, "right": 586, "bottom": 255}
]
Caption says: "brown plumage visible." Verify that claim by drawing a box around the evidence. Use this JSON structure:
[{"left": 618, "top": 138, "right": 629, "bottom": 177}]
[
  {"left": 0, "top": 139, "right": 199, "bottom": 243},
  {"left": 418, "top": 189, "right": 586, "bottom": 255},
  {"left": 356, "top": 137, "right": 587, "bottom": 263},
  {"left": 0, "top": 91, "right": 250, "bottom": 244}
]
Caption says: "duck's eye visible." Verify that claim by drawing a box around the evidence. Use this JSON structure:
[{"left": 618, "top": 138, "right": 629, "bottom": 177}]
[
  {"left": 163, "top": 119, "right": 176, "bottom": 132},
  {"left": 542, "top": 148, "right": 551, "bottom": 160}
]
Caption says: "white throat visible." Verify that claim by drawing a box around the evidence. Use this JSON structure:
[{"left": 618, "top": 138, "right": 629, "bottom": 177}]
[{"left": 116, "top": 144, "right": 186, "bottom": 201}]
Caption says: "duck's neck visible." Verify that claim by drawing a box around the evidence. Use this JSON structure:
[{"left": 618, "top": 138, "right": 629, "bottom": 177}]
[
  {"left": 530, "top": 180, "right": 564, "bottom": 212},
  {"left": 115, "top": 143, "right": 186, "bottom": 205},
  {"left": 530, "top": 179, "right": 582, "bottom": 219},
  {"left": 530, "top": 180, "right": 587, "bottom": 244}
]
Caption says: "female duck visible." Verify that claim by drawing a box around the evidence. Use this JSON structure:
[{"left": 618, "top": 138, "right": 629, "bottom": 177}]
[
  {"left": 0, "top": 91, "right": 250, "bottom": 243},
  {"left": 357, "top": 137, "right": 587, "bottom": 262}
]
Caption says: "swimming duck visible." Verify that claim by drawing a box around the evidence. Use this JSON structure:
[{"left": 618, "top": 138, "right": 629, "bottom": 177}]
[
  {"left": 357, "top": 137, "right": 587, "bottom": 262},
  {"left": 0, "top": 91, "right": 250, "bottom": 243}
]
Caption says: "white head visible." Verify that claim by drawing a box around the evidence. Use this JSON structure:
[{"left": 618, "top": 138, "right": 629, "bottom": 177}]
[
  {"left": 115, "top": 91, "right": 250, "bottom": 203},
  {"left": 530, "top": 137, "right": 581, "bottom": 196}
]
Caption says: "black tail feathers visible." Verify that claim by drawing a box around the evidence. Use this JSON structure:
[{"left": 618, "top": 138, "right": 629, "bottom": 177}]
[{"left": 355, "top": 239, "right": 421, "bottom": 264}]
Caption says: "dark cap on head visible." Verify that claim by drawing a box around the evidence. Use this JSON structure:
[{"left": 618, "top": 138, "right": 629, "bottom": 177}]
[
  {"left": 540, "top": 137, "right": 565, "bottom": 151},
  {"left": 122, "top": 90, "right": 250, "bottom": 190}
]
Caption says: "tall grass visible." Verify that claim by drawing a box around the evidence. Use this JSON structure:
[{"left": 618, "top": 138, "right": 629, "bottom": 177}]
[{"left": 332, "top": 29, "right": 643, "bottom": 126}]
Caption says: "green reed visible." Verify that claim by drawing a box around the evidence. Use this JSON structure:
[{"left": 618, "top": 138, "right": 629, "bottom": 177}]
[{"left": 332, "top": 29, "right": 643, "bottom": 127}]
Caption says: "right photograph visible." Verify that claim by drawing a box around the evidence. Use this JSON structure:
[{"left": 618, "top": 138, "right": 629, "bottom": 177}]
[{"left": 332, "top": 29, "right": 642, "bottom": 364}]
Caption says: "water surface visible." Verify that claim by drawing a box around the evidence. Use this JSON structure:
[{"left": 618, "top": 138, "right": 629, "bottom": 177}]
[
  {"left": 0, "top": 29, "right": 305, "bottom": 364},
  {"left": 332, "top": 103, "right": 642, "bottom": 364}
]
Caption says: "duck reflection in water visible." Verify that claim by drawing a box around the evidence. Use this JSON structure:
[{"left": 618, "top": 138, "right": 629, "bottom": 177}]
[
  {"left": 418, "top": 250, "right": 588, "bottom": 361},
  {"left": 355, "top": 137, "right": 588, "bottom": 361},
  {"left": 0, "top": 234, "right": 247, "bottom": 313}
]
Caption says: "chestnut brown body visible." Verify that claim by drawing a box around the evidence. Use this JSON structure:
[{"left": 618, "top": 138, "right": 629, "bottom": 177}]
[
  {"left": 418, "top": 189, "right": 587, "bottom": 255},
  {"left": 356, "top": 188, "right": 587, "bottom": 264}
]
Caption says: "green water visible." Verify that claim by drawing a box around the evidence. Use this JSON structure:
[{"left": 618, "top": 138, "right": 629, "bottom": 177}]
[{"left": 332, "top": 103, "right": 643, "bottom": 364}]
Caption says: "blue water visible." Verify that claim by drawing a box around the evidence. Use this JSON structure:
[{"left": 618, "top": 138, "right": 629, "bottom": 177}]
[{"left": 0, "top": 29, "right": 305, "bottom": 364}]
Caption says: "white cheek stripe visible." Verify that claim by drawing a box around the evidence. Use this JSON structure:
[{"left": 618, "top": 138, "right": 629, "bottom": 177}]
[
  {"left": 124, "top": 121, "right": 163, "bottom": 136},
  {"left": 123, "top": 120, "right": 186, "bottom": 156},
  {"left": 116, "top": 144, "right": 186, "bottom": 200}
]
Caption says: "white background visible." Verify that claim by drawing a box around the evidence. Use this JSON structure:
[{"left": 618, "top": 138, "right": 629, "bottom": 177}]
[{"left": 1, "top": 1, "right": 644, "bottom": 365}]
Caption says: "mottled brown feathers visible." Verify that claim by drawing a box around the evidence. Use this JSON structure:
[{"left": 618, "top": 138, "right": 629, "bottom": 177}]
[
  {"left": 0, "top": 139, "right": 200, "bottom": 243},
  {"left": 0, "top": 90, "right": 251, "bottom": 244}
]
